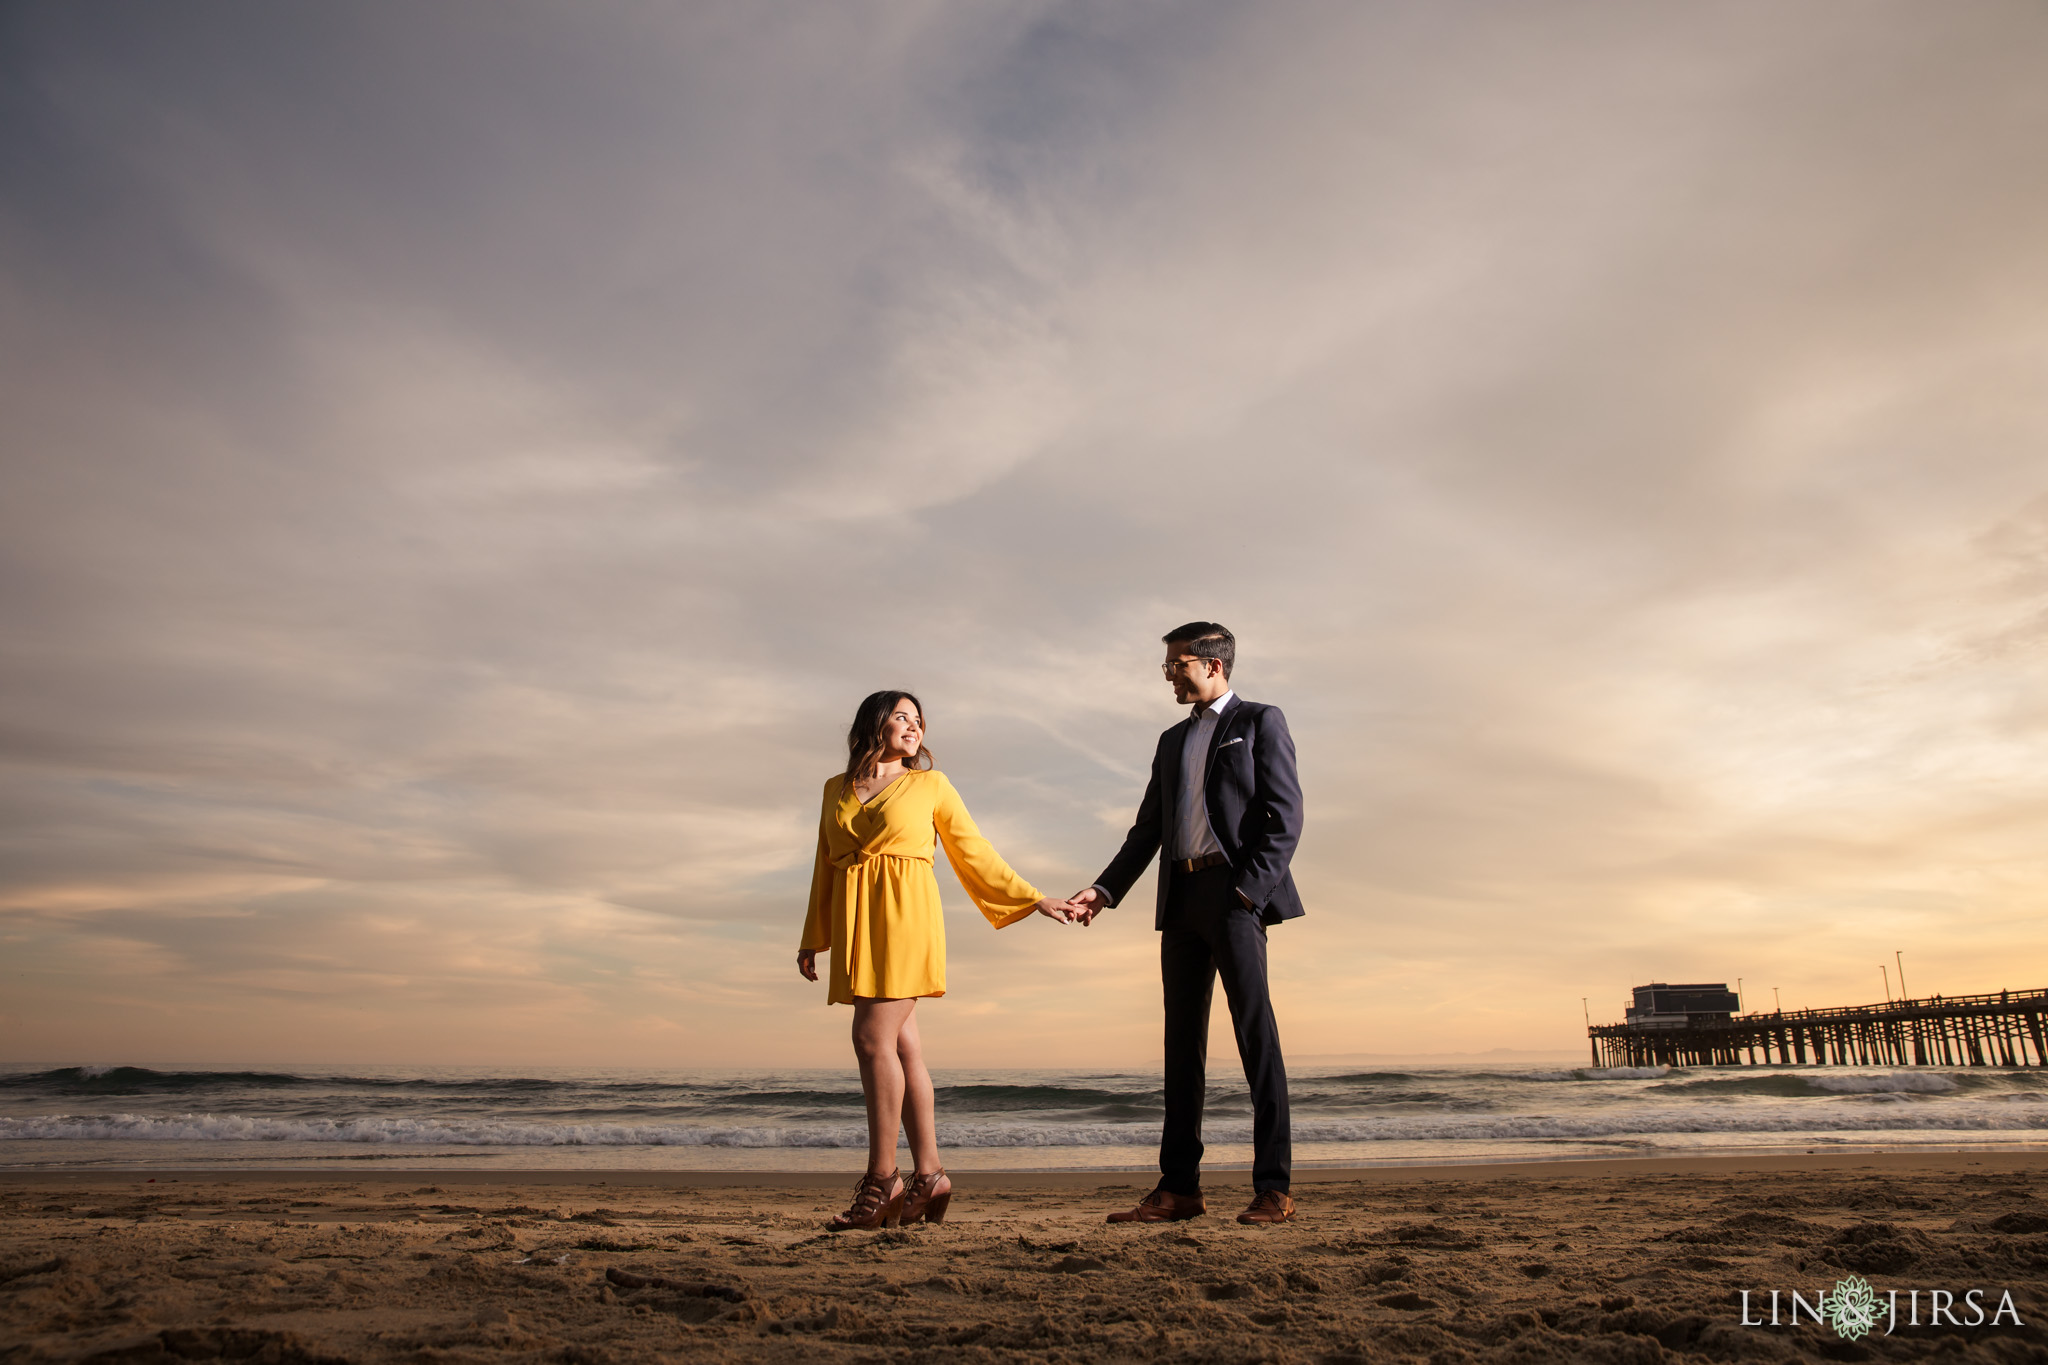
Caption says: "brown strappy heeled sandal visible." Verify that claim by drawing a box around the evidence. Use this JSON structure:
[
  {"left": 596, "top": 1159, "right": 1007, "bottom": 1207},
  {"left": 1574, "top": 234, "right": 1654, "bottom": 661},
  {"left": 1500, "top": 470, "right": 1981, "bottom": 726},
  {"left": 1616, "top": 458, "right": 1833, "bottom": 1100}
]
[
  {"left": 901, "top": 1168, "right": 953, "bottom": 1225},
  {"left": 826, "top": 1169, "right": 905, "bottom": 1230}
]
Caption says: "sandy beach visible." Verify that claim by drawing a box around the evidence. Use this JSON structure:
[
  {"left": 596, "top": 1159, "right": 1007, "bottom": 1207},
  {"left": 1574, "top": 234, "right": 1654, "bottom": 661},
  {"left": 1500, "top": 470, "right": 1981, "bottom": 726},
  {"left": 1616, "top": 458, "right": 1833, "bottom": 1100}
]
[{"left": 3, "top": 1153, "right": 2045, "bottom": 1363}]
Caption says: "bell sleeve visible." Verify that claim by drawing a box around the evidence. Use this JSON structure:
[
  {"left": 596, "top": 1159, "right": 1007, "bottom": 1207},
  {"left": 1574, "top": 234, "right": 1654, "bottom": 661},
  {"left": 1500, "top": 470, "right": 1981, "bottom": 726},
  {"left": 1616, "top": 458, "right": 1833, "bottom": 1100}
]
[
  {"left": 931, "top": 773, "right": 1043, "bottom": 929},
  {"left": 798, "top": 782, "right": 836, "bottom": 952}
]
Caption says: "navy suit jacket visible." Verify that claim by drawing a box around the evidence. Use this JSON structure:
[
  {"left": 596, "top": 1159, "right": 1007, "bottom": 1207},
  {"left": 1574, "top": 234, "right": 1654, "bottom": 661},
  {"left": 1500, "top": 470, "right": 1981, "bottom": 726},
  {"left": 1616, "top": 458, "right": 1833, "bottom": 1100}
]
[{"left": 1092, "top": 695, "right": 1306, "bottom": 929}]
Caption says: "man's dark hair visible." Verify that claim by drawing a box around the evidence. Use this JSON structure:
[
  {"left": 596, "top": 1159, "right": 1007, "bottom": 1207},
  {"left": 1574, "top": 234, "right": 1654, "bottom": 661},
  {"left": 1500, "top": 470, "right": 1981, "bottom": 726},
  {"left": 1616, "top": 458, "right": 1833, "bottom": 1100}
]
[{"left": 1163, "top": 621, "right": 1235, "bottom": 680}]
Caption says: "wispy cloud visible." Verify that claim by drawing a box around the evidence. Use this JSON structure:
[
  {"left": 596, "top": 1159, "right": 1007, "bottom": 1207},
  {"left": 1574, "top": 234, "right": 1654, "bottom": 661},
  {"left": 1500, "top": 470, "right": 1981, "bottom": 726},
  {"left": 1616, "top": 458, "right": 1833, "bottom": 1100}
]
[{"left": 4, "top": 1, "right": 2047, "bottom": 1065}]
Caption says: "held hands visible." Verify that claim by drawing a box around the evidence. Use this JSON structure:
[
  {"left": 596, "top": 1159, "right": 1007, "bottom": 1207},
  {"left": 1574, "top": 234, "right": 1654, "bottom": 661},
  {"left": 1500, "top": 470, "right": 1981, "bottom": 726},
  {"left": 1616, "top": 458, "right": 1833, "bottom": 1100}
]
[
  {"left": 1033, "top": 897, "right": 1081, "bottom": 924},
  {"left": 1068, "top": 886, "right": 1104, "bottom": 926}
]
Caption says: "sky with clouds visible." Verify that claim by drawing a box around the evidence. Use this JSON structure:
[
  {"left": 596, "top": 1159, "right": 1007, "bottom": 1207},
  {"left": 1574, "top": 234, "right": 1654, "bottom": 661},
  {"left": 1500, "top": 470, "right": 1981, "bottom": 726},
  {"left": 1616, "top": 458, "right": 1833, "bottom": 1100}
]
[{"left": 5, "top": 1, "right": 2047, "bottom": 1069}]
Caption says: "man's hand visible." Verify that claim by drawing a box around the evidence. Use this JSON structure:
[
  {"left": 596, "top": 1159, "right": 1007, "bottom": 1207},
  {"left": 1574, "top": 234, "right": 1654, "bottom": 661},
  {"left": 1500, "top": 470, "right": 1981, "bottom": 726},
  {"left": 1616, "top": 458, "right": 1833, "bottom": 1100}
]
[
  {"left": 1033, "top": 898, "right": 1076, "bottom": 923},
  {"left": 1069, "top": 886, "right": 1105, "bottom": 926},
  {"left": 796, "top": 948, "right": 818, "bottom": 981}
]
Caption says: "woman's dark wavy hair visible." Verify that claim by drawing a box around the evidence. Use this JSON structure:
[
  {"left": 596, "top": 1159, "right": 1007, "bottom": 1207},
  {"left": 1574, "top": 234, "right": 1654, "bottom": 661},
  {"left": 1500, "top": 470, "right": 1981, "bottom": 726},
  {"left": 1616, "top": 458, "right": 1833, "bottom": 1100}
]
[{"left": 842, "top": 690, "right": 933, "bottom": 796}]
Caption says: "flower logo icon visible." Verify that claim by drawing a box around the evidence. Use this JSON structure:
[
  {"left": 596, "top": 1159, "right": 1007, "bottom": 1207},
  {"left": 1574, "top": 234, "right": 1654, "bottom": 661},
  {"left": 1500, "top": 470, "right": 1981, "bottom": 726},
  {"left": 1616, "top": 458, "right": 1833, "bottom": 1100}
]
[{"left": 1823, "top": 1275, "right": 1880, "bottom": 1341}]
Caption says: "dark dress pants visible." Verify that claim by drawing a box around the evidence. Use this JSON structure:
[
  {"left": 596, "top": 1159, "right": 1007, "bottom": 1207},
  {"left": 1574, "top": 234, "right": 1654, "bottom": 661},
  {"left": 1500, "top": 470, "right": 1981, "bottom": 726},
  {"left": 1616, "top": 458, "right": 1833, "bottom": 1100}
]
[{"left": 1158, "top": 864, "right": 1291, "bottom": 1195}]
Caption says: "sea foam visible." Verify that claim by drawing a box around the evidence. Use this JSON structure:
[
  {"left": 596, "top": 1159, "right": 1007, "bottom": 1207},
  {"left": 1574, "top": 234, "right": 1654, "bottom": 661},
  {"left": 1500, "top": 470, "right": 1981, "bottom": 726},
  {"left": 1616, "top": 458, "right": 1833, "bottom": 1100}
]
[{"left": 5, "top": 1104, "right": 2045, "bottom": 1148}]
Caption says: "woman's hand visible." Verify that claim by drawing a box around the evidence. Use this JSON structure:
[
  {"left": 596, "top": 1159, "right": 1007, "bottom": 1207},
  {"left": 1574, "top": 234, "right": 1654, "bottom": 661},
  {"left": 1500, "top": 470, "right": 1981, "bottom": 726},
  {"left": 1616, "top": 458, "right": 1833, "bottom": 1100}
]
[
  {"left": 1033, "top": 898, "right": 1076, "bottom": 924},
  {"left": 796, "top": 948, "right": 818, "bottom": 981}
]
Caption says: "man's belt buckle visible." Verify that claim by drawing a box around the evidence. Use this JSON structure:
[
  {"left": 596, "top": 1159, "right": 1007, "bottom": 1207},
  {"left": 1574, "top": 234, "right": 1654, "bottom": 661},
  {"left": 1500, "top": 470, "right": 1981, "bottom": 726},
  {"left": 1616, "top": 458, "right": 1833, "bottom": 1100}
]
[{"left": 1177, "top": 852, "right": 1229, "bottom": 873}]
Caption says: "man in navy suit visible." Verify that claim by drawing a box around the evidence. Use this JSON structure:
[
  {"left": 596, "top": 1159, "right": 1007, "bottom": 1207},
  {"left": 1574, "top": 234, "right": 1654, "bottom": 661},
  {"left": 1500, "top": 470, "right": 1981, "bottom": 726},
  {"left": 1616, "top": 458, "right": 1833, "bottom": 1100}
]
[{"left": 1071, "top": 622, "right": 1304, "bottom": 1225}]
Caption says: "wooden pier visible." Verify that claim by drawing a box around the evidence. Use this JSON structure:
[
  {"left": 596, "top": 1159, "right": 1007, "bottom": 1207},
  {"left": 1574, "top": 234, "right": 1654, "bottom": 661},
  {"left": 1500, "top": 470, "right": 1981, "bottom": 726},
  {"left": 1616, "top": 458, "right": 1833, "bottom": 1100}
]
[{"left": 1588, "top": 987, "right": 2048, "bottom": 1069}]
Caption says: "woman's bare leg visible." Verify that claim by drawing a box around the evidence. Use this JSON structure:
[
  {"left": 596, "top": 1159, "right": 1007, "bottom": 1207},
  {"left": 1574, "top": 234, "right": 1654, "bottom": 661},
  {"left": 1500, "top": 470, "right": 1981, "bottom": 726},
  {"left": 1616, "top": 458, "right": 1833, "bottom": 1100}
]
[
  {"left": 851, "top": 998, "right": 916, "bottom": 1178},
  {"left": 895, "top": 1005, "right": 942, "bottom": 1176}
]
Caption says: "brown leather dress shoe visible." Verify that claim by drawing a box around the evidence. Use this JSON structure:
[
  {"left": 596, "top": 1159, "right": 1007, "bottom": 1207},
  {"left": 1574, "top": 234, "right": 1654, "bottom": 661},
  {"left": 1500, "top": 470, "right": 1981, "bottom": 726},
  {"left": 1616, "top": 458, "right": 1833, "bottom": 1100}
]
[
  {"left": 1237, "top": 1189, "right": 1295, "bottom": 1224},
  {"left": 1106, "top": 1187, "right": 1206, "bottom": 1223}
]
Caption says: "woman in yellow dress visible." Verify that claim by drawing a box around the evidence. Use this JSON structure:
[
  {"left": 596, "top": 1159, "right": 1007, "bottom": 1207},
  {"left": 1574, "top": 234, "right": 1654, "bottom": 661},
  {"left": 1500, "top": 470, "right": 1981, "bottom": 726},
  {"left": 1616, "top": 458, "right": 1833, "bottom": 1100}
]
[{"left": 798, "top": 690, "right": 1075, "bottom": 1230}]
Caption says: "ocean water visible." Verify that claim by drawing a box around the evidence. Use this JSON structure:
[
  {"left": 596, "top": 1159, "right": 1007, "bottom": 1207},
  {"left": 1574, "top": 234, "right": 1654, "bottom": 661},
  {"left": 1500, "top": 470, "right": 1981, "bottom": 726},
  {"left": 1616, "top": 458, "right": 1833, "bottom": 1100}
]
[{"left": 2, "top": 1062, "right": 2045, "bottom": 1172}]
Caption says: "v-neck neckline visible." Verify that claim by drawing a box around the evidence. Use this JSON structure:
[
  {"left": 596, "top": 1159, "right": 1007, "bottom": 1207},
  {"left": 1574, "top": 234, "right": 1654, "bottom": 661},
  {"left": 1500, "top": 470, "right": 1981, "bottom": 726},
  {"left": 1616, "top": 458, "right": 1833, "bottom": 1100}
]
[{"left": 853, "top": 770, "right": 913, "bottom": 809}]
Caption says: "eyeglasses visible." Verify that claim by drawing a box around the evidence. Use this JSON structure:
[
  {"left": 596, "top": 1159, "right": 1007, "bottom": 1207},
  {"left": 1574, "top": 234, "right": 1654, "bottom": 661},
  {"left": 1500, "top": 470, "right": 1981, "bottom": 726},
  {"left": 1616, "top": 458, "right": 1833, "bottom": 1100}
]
[{"left": 1161, "top": 656, "right": 1211, "bottom": 676}]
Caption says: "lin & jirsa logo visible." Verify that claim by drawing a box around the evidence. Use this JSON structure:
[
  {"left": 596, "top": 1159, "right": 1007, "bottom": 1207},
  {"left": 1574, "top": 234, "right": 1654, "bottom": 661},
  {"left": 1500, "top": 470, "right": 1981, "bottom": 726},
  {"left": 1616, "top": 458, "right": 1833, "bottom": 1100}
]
[{"left": 1739, "top": 1275, "right": 2024, "bottom": 1341}]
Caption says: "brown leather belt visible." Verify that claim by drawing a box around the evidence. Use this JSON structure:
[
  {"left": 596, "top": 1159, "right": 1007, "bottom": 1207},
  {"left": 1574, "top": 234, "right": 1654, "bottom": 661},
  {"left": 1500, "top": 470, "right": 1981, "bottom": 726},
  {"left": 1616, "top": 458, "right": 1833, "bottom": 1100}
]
[{"left": 1174, "top": 852, "right": 1231, "bottom": 874}]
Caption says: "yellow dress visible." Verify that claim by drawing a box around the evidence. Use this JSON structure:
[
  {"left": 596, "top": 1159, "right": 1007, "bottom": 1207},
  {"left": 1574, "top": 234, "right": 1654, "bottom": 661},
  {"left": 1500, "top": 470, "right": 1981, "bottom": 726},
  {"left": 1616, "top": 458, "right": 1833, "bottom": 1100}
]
[{"left": 799, "top": 769, "right": 1042, "bottom": 1004}]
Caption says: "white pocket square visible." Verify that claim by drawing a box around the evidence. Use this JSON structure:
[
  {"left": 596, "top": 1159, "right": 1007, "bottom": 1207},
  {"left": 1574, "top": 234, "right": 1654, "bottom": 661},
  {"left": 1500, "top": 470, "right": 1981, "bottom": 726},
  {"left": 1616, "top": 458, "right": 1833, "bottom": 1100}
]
[{"left": 1217, "top": 737, "right": 1245, "bottom": 748}]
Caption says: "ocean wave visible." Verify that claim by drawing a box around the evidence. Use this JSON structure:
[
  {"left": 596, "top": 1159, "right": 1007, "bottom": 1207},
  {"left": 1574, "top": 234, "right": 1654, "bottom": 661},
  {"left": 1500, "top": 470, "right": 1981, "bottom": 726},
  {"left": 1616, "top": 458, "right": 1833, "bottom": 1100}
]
[
  {"left": 1519, "top": 1067, "right": 1673, "bottom": 1081},
  {"left": 1805, "top": 1073, "right": 1961, "bottom": 1095},
  {"left": 0, "top": 1069, "right": 1162, "bottom": 1110},
  {"left": 0, "top": 1068, "right": 632, "bottom": 1097},
  {"left": 7, "top": 1105, "right": 2047, "bottom": 1149},
  {"left": 1579, "top": 1066, "right": 1674, "bottom": 1079},
  {"left": 17, "top": 1064, "right": 2015, "bottom": 1110},
  {"left": 0, "top": 1068, "right": 332, "bottom": 1095},
  {"left": 0, "top": 1114, "right": 881, "bottom": 1148}
]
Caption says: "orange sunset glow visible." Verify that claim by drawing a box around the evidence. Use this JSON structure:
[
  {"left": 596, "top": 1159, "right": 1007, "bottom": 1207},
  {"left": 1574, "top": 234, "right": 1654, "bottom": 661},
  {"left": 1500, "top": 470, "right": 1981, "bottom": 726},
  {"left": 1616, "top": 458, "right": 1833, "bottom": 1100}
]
[{"left": 5, "top": 2, "right": 2048, "bottom": 1072}]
